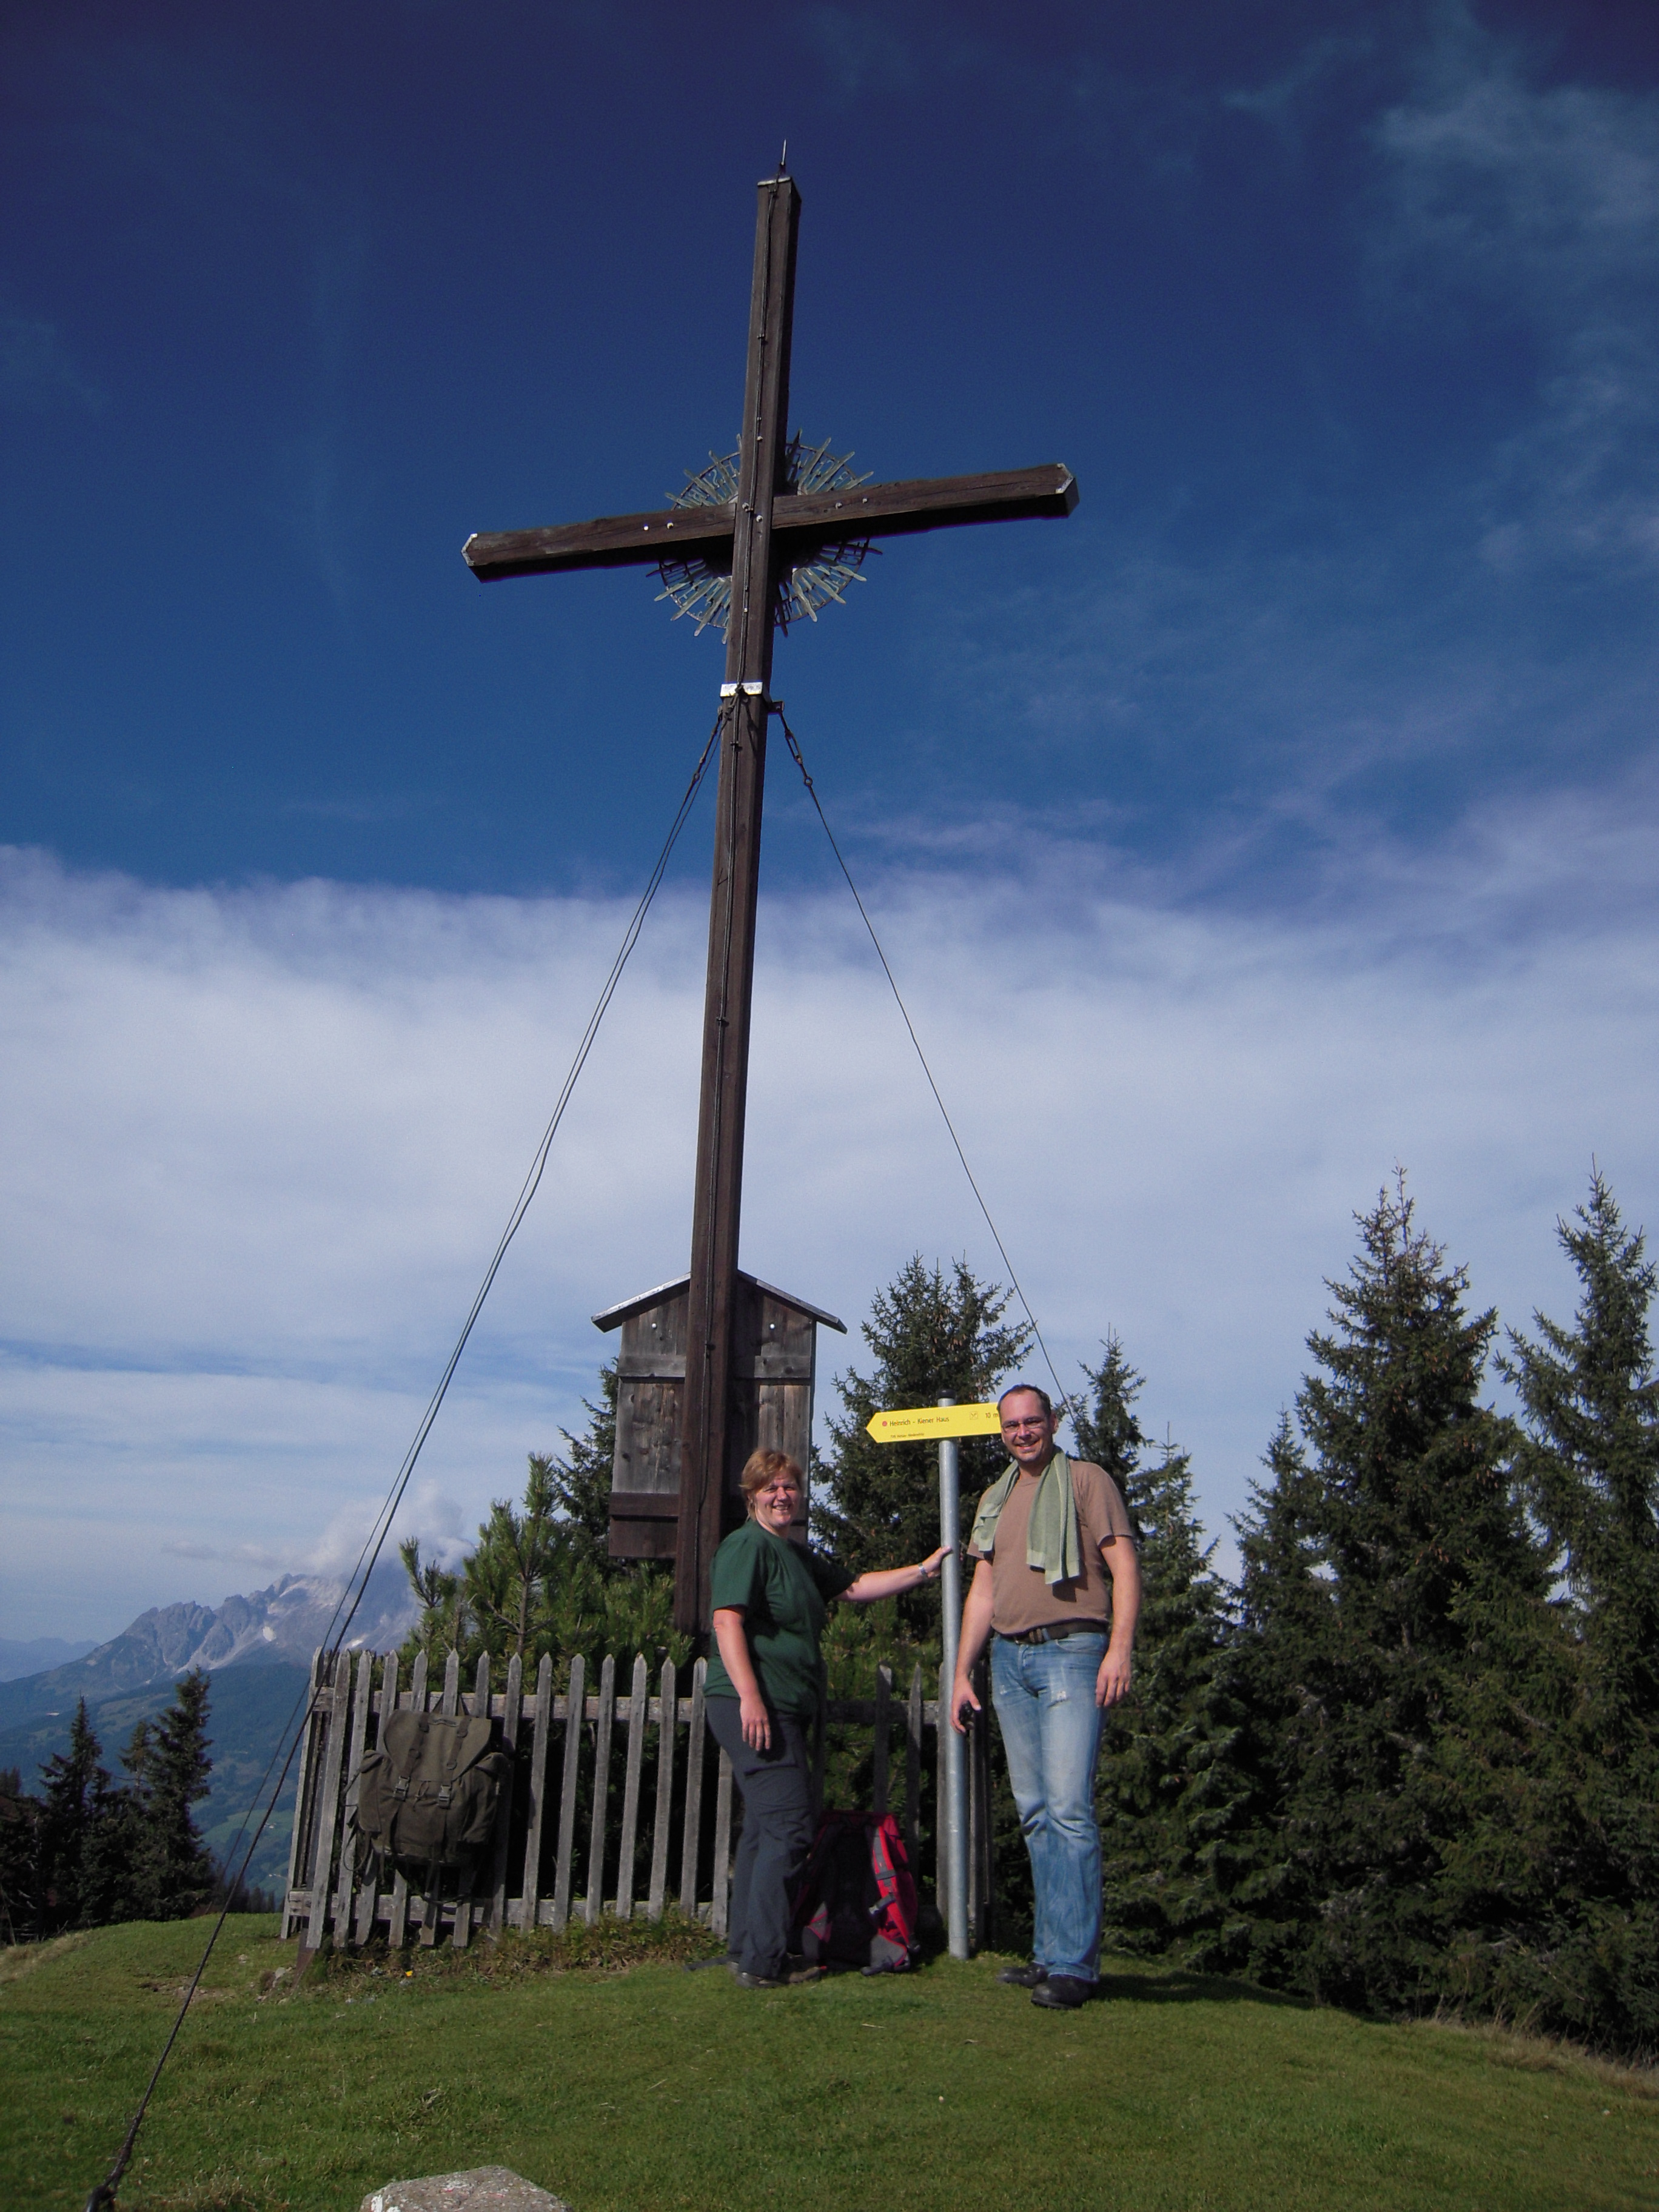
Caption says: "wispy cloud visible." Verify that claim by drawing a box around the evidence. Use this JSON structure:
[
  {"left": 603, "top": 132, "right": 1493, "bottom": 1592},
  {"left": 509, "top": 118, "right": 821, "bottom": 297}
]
[
  {"left": 1373, "top": 15, "right": 1659, "bottom": 574},
  {"left": 5, "top": 812, "right": 1657, "bottom": 1637}
]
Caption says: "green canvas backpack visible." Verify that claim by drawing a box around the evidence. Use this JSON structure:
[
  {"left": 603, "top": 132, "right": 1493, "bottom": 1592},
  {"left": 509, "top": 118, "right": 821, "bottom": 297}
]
[{"left": 351, "top": 1708, "right": 511, "bottom": 1884}]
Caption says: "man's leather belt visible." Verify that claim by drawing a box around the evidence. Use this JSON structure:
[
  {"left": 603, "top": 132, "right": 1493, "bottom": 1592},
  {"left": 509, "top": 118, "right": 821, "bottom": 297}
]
[{"left": 995, "top": 1621, "right": 1108, "bottom": 1645}]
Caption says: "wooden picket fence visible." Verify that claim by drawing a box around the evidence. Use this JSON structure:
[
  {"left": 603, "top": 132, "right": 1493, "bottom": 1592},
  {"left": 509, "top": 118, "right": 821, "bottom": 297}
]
[{"left": 280, "top": 1645, "right": 995, "bottom": 1952}]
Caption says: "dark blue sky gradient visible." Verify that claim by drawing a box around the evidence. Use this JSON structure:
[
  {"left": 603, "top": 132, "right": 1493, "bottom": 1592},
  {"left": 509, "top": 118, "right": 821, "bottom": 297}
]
[{"left": 4, "top": 1, "right": 1657, "bottom": 905}]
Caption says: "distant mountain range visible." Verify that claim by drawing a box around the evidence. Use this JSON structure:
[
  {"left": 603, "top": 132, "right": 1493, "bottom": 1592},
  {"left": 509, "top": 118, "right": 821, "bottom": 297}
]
[
  {"left": 0, "top": 1561, "right": 418, "bottom": 1895},
  {"left": 0, "top": 1636, "right": 98, "bottom": 1681},
  {"left": 0, "top": 1561, "right": 418, "bottom": 1729}
]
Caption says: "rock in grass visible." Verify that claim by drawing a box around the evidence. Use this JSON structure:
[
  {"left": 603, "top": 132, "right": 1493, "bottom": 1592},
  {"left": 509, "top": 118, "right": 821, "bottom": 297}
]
[{"left": 363, "top": 2168, "right": 569, "bottom": 2212}]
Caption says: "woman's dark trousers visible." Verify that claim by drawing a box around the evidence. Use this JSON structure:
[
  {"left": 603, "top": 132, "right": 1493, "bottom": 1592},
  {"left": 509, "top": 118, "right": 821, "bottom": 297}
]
[{"left": 704, "top": 1700, "right": 817, "bottom": 1980}]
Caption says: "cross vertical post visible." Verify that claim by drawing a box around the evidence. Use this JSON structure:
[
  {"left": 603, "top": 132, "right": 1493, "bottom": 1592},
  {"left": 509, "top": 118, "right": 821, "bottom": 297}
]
[
  {"left": 674, "top": 173, "right": 800, "bottom": 1632},
  {"left": 463, "top": 167, "right": 1077, "bottom": 1632}
]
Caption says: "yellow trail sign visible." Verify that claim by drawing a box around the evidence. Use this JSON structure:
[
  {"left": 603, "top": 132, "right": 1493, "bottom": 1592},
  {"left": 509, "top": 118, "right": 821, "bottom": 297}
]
[{"left": 865, "top": 1403, "right": 1002, "bottom": 1443}]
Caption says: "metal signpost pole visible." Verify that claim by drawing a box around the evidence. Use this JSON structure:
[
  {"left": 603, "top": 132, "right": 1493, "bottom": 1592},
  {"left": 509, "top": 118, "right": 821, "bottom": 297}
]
[{"left": 937, "top": 1397, "right": 971, "bottom": 1959}]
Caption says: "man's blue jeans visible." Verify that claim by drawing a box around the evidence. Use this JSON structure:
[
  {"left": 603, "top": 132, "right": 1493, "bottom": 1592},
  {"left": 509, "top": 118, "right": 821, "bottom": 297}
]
[{"left": 989, "top": 1630, "right": 1106, "bottom": 1983}]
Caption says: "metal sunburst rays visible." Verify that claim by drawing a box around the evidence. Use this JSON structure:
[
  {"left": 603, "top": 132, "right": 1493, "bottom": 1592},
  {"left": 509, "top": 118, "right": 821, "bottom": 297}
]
[{"left": 654, "top": 435, "right": 876, "bottom": 637}]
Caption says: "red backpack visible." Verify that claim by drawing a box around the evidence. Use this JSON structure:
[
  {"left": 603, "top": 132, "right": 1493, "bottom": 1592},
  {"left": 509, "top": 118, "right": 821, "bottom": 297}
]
[{"left": 792, "top": 1810, "right": 920, "bottom": 1974}]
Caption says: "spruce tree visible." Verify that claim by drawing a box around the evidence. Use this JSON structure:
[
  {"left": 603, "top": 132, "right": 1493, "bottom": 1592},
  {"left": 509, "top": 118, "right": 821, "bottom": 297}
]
[
  {"left": 814, "top": 1256, "right": 1029, "bottom": 1634},
  {"left": 36, "top": 1700, "right": 109, "bottom": 1932},
  {"left": 1221, "top": 1178, "right": 1559, "bottom": 2013},
  {"left": 546, "top": 1364, "right": 620, "bottom": 1573},
  {"left": 76, "top": 1718, "right": 152, "bottom": 1929},
  {"left": 1074, "top": 1339, "right": 1242, "bottom": 1957},
  {"left": 1205, "top": 1413, "right": 1336, "bottom": 1983},
  {"left": 0, "top": 1766, "right": 39, "bottom": 1942},
  {"left": 1500, "top": 1171, "right": 1659, "bottom": 2049},
  {"left": 130, "top": 1672, "right": 215, "bottom": 1921}
]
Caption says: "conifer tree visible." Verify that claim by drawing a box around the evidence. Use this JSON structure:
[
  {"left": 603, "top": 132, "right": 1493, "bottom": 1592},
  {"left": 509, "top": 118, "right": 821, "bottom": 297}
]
[
  {"left": 546, "top": 1364, "right": 620, "bottom": 1573},
  {"left": 75, "top": 1718, "right": 152, "bottom": 1929},
  {"left": 130, "top": 1672, "right": 215, "bottom": 1922},
  {"left": 815, "top": 1256, "right": 1029, "bottom": 1634},
  {"left": 1221, "top": 1178, "right": 1558, "bottom": 2013},
  {"left": 36, "top": 1700, "right": 109, "bottom": 1932},
  {"left": 1213, "top": 1414, "right": 1346, "bottom": 1983},
  {"left": 0, "top": 1766, "right": 39, "bottom": 1942},
  {"left": 1500, "top": 1171, "right": 1659, "bottom": 2049},
  {"left": 461, "top": 1454, "right": 563, "bottom": 1661},
  {"left": 1074, "top": 1339, "right": 1242, "bottom": 1956}
]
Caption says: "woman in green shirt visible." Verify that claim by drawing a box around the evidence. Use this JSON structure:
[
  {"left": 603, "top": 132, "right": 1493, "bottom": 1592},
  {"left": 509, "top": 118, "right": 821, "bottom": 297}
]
[{"left": 706, "top": 1447, "right": 948, "bottom": 1989}]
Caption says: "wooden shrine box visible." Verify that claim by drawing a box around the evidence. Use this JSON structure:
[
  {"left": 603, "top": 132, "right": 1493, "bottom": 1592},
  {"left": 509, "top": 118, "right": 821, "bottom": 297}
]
[{"left": 596, "top": 1272, "right": 846, "bottom": 1561}]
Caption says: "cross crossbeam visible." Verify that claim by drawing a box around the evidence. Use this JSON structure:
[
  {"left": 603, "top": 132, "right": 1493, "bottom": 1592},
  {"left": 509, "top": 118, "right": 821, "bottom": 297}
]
[
  {"left": 463, "top": 463, "right": 1078, "bottom": 581},
  {"left": 468, "top": 167, "right": 1076, "bottom": 1632}
]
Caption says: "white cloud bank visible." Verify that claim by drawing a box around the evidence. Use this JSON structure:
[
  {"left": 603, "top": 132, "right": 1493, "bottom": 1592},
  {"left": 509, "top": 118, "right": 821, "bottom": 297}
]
[{"left": 5, "top": 808, "right": 1659, "bottom": 1641}]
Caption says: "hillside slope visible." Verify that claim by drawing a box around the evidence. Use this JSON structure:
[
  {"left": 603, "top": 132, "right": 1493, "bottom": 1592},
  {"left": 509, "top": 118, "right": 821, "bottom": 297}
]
[{"left": 0, "top": 1664, "right": 313, "bottom": 1896}]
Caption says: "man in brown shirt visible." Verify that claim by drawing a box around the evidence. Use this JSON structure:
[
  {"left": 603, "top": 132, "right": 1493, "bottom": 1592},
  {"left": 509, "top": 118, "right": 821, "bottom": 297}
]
[{"left": 951, "top": 1383, "right": 1141, "bottom": 2010}]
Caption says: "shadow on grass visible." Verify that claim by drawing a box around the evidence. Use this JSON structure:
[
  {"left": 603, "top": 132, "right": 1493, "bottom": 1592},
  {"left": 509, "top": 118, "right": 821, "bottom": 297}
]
[{"left": 1091, "top": 1966, "right": 1313, "bottom": 2011}]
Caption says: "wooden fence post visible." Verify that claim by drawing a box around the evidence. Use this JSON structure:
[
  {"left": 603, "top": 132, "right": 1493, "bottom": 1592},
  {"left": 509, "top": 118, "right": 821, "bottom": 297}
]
[
  {"left": 280, "top": 1648, "right": 323, "bottom": 1939},
  {"left": 518, "top": 1652, "right": 553, "bottom": 1932},
  {"left": 332, "top": 1649, "right": 374, "bottom": 1936},
  {"left": 449, "top": 1653, "right": 491, "bottom": 1951},
  {"left": 418, "top": 1649, "right": 462, "bottom": 1947},
  {"left": 551, "top": 1654, "right": 584, "bottom": 1931},
  {"left": 586, "top": 1655, "right": 616, "bottom": 1926},
  {"left": 710, "top": 1749, "right": 734, "bottom": 1942},
  {"left": 616, "top": 1654, "right": 649, "bottom": 1918},
  {"left": 679, "top": 1659, "right": 706, "bottom": 1919},
  {"left": 387, "top": 1649, "right": 426, "bottom": 1951},
  {"left": 488, "top": 1651, "right": 523, "bottom": 1934},
  {"left": 354, "top": 1653, "right": 394, "bottom": 1945},
  {"left": 647, "top": 1657, "right": 675, "bottom": 1921},
  {"left": 301, "top": 1654, "right": 351, "bottom": 1956}
]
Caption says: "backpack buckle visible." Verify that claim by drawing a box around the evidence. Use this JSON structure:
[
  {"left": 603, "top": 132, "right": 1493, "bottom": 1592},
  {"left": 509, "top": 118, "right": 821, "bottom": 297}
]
[{"left": 392, "top": 1778, "right": 410, "bottom": 1800}]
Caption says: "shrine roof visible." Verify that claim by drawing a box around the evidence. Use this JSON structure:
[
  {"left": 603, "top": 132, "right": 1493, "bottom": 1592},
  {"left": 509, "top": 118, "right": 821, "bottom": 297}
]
[{"left": 591, "top": 1271, "right": 846, "bottom": 1334}]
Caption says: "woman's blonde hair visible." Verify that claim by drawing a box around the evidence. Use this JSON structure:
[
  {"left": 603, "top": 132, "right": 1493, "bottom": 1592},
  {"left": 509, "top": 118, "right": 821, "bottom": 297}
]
[{"left": 739, "top": 1447, "right": 804, "bottom": 1515}]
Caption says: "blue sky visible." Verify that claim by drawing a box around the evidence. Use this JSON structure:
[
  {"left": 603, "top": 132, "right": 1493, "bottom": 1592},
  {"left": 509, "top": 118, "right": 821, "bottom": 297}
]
[{"left": 4, "top": 2, "right": 1658, "bottom": 1638}]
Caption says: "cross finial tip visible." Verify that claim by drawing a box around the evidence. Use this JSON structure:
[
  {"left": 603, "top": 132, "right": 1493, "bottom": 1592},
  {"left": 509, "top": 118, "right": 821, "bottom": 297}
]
[{"left": 779, "top": 139, "right": 788, "bottom": 172}]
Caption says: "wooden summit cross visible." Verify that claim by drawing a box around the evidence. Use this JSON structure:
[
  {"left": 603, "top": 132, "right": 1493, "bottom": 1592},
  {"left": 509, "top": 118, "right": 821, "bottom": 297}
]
[{"left": 465, "top": 163, "right": 1077, "bottom": 1632}]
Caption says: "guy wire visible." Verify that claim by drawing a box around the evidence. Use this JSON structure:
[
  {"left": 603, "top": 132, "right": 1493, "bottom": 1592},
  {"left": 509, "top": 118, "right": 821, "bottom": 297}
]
[
  {"left": 81, "top": 709, "right": 725, "bottom": 2212},
  {"left": 771, "top": 701, "right": 1074, "bottom": 1423}
]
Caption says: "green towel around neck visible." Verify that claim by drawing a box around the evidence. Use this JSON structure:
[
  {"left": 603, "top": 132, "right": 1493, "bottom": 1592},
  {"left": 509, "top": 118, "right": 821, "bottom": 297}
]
[{"left": 969, "top": 1450, "right": 1083, "bottom": 1587}]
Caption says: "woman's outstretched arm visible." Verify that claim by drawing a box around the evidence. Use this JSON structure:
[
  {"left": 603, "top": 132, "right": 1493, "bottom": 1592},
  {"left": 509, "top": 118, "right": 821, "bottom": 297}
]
[{"left": 842, "top": 1546, "right": 951, "bottom": 1604}]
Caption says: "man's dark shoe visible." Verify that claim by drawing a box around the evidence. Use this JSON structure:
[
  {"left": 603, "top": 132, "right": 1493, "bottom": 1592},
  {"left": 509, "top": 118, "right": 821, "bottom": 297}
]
[
  {"left": 1030, "top": 1975, "right": 1092, "bottom": 2010},
  {"left": 997, "top": 1963, "right": 1049, "bottom": 1988}
]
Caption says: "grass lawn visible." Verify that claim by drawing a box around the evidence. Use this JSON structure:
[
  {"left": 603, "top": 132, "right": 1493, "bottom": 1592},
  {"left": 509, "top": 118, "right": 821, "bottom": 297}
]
[{"left": 2, "top": 1917, "right": 1656, "bottom": 2212}]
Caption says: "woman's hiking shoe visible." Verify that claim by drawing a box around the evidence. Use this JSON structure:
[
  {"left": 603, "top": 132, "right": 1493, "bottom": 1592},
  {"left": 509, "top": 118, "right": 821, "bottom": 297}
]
[
  {"left": 1030, "top": 1975, "right": 1091, "bottom": 2010},
  {"left": 732, "top": 1964, "right": 823, "bottom": 1989},
  {"left": 996, "top": 1963, "right": 1050, "bottom": 1988}
]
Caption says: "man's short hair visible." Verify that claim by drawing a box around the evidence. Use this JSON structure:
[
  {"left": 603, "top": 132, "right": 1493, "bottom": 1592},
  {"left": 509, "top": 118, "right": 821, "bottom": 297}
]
[{"left": 997, "top": 1383, "right": 1054, "bottom": 1422}]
